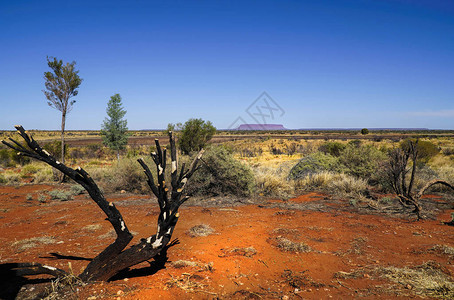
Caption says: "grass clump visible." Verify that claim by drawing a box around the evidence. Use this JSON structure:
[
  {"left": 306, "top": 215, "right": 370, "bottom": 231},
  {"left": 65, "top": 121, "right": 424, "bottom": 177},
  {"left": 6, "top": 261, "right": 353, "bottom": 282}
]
[
  {"left": 219, "top": 247, "right": 257, "bottom": 258},
  {"left": 48, "top": 189, "right": 73, "bottom": 201},
  {"left": 171, "top": 260, "right": 213, "bottom": 271},
  {"left": 376, "top": 261, "right": 454, "bottom": 298},
  {"left": 70, "top": 184, "right": 85, "bottom": 195},
  {"left": 187, "top": 224, "right": 214, "bottom": 237},
  {"left": 429, "top": 245, "right": 454, "bottom": 258},
  {"left": 12, "top": 236, "right": 57, "bottom": 252},
  {"left": 254, "top": 166, "right": 293, "bottom": 198},
  {"left": 275, "top": 237, "right": 311, "bottom": 253},
  {"left": 328, "top": 174, "right": 368, "bottom": 197}
]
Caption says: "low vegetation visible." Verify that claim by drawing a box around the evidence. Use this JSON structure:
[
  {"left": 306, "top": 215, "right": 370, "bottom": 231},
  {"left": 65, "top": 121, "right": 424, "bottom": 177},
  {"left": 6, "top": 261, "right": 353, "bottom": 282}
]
[{"left": 1, "top": 130, "right": 453, "bottom": 218}]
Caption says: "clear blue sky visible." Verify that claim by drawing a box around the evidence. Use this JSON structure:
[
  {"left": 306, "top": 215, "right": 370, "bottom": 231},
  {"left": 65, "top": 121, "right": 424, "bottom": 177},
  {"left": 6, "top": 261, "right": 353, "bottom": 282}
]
[{"left": 1, "top": 0, "right": 453, "bottom": 130}]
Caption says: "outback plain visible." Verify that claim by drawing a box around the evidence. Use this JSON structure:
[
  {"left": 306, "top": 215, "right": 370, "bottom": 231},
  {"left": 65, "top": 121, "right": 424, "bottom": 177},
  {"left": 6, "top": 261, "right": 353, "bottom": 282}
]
[{"left": 1, "top": 130, "right": 454, "bottom": 299}]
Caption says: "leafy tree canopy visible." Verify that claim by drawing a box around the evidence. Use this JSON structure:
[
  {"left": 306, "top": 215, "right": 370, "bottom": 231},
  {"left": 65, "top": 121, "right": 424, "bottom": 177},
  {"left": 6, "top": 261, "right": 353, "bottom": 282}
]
[
  {"left": 43, "top": 56, "right": 82, "bottom": 113},
  {"left": 171, "top": 118, "right": 216, "bottom": 154}
]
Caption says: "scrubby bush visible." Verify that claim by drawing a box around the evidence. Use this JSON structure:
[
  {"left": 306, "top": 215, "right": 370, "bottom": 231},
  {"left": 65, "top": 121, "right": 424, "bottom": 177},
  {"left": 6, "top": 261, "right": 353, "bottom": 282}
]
[
  {"left": 442, "top": 147, "right": 454, "bottom": 156},
  {"left": 0, "top": 149, "right": 13, "bottom": 167},
  {"left": 0, "top": 174, "right": 6, "bottom": 184},
  {"left": 289, "top": 152, "right": 339, "bottom": 180},
  {"left": 43, "top": 140, "right": 68, "bottom": 159},
  {"left": 338, "top": 143, "right": 386, "bottom": 179},
  {"left": 186, "top": 146, "right": 255, "bottom": 197},
  {"left": 401, "top": 139, "right": 439, "bottom": 163},
  {"left": 103, "top": 158, "right": 148, "bottom": 193},
  {"left": 318, "top": 141, "right": 346, "bottom": 157},
  {"left": 269, "top": 144, "right": 284, "bottom": 155},
  {"left": 20, "top": 164, "right": 41, "bottom": 176},
  {"left": 0, "top": 147, "right": 31, "bottom": 167},
  {"left": 48, "top": 189, "right": 73, "bottom": 201},
  {"left": 33, "top": 167, "right": 54, "bottom": 183},
  {"left": 70, "top": 184, "right": 86, "bottom": 195}
]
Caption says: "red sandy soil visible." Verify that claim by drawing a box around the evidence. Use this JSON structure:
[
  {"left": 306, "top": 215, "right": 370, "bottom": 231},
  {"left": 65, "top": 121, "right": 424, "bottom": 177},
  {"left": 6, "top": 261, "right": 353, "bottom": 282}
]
[{"left": 1, "top": 185, "right": 454, "bottom": 299}]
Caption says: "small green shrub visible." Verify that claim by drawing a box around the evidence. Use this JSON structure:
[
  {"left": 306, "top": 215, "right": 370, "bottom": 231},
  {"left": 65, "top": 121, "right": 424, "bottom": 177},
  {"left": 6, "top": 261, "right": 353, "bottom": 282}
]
[
  {"left": 289, "top": 152, "right": 339, "bottom": 180},
  {"left": 319, "top": 141, "right": 346, "bottom": 157},
  {"left": 38, "top": 194, "right": 47, "bottom": 203},
  {"left": 0, "top": 174, "right": 6, "bottom": 184},
  {"left": 70, "top": 184, "right": 85, "bottom": 195},
  {"left": 20, "top": 164, "right": 41, "bottom": 175},
  {"left": 26, "top": 194, "right": 33, "bottom": 200},
  {"left": 3, "top": 173, "right": 20, "bottom": 184},
  {"left": 33, "top": 167, "right": 54, "bottom": 183},
  {"left": 338, "top": 143, "right": 386, "bottom": 179},
  {"left": 0, "top": 149, "right": 14, "bottom": 167},
  {"left": 401, "top": 139, "right": 439, "bottom": 163},
  {"left": 48, "top": 189, "right": 73, "bottom": 201},
  {"left": 187, "top": 146, "right": 255, "bottom": 197},
  {"left": 94, "top": 157, "right": 148, "bottom": 194},
  {"left": 43, "top": 140, "right": 68, "bottom": 159}
]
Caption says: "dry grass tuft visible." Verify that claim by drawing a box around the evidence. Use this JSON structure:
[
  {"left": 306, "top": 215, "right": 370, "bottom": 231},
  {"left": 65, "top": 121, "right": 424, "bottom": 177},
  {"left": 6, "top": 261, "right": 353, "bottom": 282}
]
[
  {"left": 275, "top": 237, "right": 311, "bottom": 253},
  {"left": 171, "top": 260, "right": 213, "bottom": 271},
  {"left": 12, "top": 236, "right": 57, "bottom": 253},
  {"left": 219, "top": 247, "right": 257, "bottom": 258},
  {"left": 187, "top": 224, "right": 214, "bottom": 237},
  {"left": 375, "top": 261, "right": 454, "bottom": 298},
  {"left": 273, "top": 228, "right": 299, "bottom": 235},
  {"left": 166, "top": 273, "right": 207, "bottom": 292},
  {"left": 282, "top": 269, "right": 324, "bottom": 289},
  {"left": 82, "top": 224, "right": 102, "bottom": 232},
  {"left": 429, "top": 244, "right": 454, "bottom": 258},
  {"left": 254, "top": 166, "right": 294, "bottom": 198}
]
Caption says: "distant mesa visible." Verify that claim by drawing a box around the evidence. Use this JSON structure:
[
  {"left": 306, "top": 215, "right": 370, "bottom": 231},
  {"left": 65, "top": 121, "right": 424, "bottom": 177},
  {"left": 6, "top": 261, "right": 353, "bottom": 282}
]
[{"left": 236, "top": 124, "right": 287, "bottom": 131}]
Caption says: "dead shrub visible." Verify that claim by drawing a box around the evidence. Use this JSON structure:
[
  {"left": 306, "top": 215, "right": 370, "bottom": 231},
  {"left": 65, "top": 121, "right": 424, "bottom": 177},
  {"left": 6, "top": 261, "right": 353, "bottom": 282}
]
[
  {"left": 275, "top": 237, "right": 311, "bottom": 253},
  {"left": 187, "top": 224, "right": 214, "bottom": 237},
  {"left": 171, "top": 260, "right": 213, "bottom": 271},
  {"left": 219, "top": 247, "right": 257, "bottom": 258}
]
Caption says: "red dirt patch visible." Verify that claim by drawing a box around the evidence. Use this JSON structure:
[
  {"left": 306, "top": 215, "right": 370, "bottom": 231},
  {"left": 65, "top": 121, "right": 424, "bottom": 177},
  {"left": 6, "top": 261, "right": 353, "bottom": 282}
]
[{"left": 1, "top": 184, "right": 454, "bottom": 299}]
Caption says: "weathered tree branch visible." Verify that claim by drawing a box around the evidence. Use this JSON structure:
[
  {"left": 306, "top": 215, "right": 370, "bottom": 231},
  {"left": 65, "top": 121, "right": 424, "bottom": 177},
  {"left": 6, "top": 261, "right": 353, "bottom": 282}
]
[
  {"left": 417, "top": 180, "right": 454, "bottom": 199},
  {"left": 385, "top": 139, "right": 454, "bottom": 220},
  {"left": 1, "top": 126, "right": 203, "bottom": 282}
]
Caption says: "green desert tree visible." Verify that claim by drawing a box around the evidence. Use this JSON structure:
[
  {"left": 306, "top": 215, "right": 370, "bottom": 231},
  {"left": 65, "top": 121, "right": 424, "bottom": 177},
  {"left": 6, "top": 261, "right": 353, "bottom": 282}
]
[
  {"left": 101, "top": 94, "right": 129, "bottom": 160},
  {"left": 175, "top": 118, "right": 216, "bottom": 154},
  {"left": 43, "top": 56, "right": 83, "bottom": 166}
]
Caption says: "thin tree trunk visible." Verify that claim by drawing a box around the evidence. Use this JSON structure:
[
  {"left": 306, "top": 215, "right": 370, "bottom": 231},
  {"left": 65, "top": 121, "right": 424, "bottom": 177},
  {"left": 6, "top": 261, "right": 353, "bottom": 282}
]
[{"left": 60, "top": 111, "right": 66, "bottom": 182}]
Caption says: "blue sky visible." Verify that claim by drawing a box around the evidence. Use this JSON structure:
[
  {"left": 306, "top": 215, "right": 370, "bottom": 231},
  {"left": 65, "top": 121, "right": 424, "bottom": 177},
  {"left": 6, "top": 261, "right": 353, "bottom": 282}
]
[{"left": 0, "top": 0, "right": 453, "bottom": 130}]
